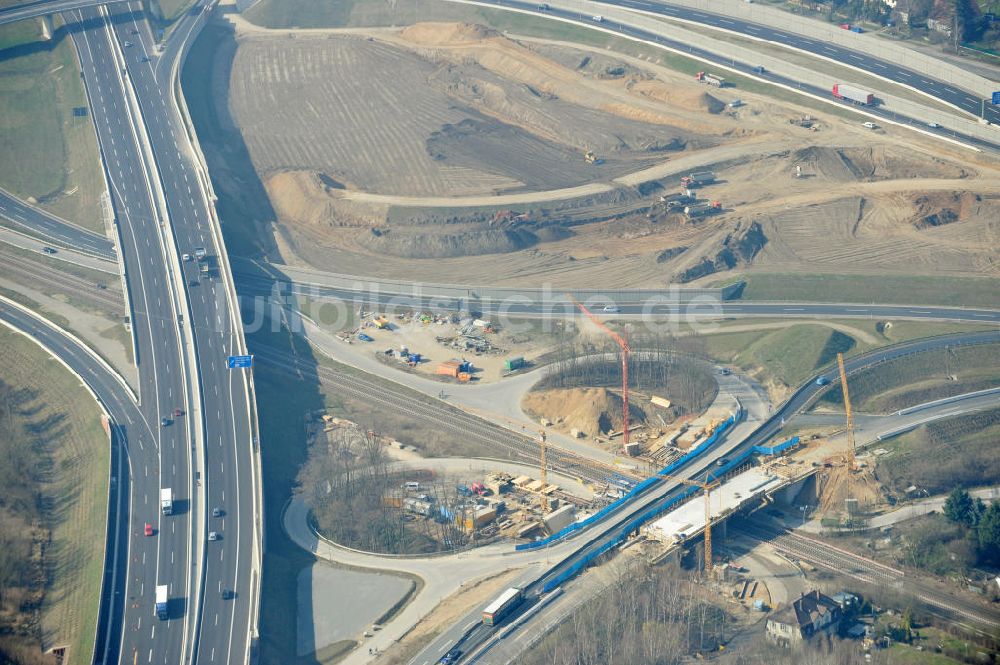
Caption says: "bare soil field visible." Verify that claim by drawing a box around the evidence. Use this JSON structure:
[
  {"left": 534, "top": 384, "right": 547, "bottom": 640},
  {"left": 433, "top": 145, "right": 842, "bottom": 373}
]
[{"left": 201, "top": 18, "right": 1000, "bottom": 290}]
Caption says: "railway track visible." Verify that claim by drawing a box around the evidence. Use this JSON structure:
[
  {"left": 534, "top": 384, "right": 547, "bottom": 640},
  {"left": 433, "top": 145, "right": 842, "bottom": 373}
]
[
  {"left": 1, "top": 248, "right": 124, "bottom": 313},
  {"left": 735, "top": 521, "right": 1000, "bottom": 631},
  {"left": 249, "top": 342, "right": 618, "bottom": 486}
]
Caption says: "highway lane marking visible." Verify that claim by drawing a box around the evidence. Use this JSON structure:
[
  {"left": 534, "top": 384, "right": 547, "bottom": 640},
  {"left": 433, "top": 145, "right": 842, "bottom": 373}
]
[
  {"left": 783, "top": 307, "right": 805, "bottom": 311},
  {"left": 909, "top": 310, "right": 932, "bottom": 314},
  {"left": 973, "top": 314, "right": 992, "bottom": 318}
]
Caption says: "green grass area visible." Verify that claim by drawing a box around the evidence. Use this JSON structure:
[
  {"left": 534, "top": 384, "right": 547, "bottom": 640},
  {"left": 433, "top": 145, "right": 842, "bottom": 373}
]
[
  {"left": 0, "top": 326, "right": 108, "bottom": 665},
  {"left": 723, "top": 273, "right": 1000, "bottom": 309},
  {"left": 705, "top": 323, "right": 858, "bottom": 388},
  {"left": 0, "top": 24, "right": 105, "bottom": 233},
  {"left": 152, "top": 0, "right": 195, "bottom": 22},
  {"left": 817, "top": 342, "right": 1000, "bottom": 413},
  {"left": 876, "top": 406, "right": 1000, "bottom": 496}
]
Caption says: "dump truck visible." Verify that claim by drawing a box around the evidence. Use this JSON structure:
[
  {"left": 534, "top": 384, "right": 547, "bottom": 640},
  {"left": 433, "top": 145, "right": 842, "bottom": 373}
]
[
  {"left": 680, "top": 171, "right": 715, "bottom": 188},
  {"left": 684, "top": 201, "right": 722, "bottom": 218},
  {"left": 832, "top": 83, "right": 874, "bottom": 106},
  {"left": 695, "top": 71, "right": 727, "bottom": 87},
  {"left": 161, "top": 488, "right": 173, "bottom": 515},
  {"left": 155, "top": 585, "right": 169, "bottom": 619}
]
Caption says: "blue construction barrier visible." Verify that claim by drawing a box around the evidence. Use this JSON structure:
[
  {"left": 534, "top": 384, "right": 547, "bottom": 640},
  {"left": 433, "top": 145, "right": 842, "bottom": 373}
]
[
  {"left": 517, "top": 416, "right": 738, "bottom": 551},
  {"left": 536, "top": 433, "right": 802, "bottom": 590},
  {"left": 752, "top": 436, "right": 800, "bottom": 456}
]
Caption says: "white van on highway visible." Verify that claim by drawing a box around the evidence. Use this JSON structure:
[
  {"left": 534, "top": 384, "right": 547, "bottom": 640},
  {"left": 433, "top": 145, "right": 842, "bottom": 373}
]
[{"left": 592, "top": 14, "right": 604, "bottom": 21}]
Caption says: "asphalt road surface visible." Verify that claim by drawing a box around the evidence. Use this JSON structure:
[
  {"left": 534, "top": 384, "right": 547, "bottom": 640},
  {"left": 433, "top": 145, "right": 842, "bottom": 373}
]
[
  {"left": 102, "top": 2, "right": 259, "bottom": 662},
  {"left": 0, "top": 302, "right": 140, "bottom": 665},
  {"left": 237, "top": 270, "right": 1000, "bottom": 324},
  {"left": 0, "top": 186, "right": 115, "bottom": 259},
  {"left": 68, "top": 7, "right": 199, "bottom": 664},
  {"left": 603, "top": 0, "right": 1000, "bottom": 126}
]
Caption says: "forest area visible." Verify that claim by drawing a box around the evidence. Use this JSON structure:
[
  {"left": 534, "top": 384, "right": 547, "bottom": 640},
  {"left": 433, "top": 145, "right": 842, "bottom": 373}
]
[
  {"left": 537, "top": 335, "right": 718, "bottom": 417},
  {"left": 0, "top": 378, "right": 56, "bottom": 665},
  {"left": 295, "top": 425, "right": 469, "bottom": 554}
]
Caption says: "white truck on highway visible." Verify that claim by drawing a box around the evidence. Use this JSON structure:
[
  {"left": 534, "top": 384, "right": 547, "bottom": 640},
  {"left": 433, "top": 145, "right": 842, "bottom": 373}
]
[
  {"left": 161, "top": 488, "right": 173, "bottom": 515},
  {"left": 155, "top": 585, "right": 169, "bottom": 619}
]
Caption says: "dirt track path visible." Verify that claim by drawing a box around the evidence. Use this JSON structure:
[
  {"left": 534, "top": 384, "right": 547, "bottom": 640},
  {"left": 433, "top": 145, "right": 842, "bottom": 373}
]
[{"left": 333, "top": 138, "right": 785, "bottom": 207}]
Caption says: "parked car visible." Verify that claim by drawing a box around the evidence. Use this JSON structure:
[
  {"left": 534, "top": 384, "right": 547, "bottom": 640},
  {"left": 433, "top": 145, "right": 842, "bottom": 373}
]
[{"left": 357, "top": 333, "right": 374, "bottom": 342}]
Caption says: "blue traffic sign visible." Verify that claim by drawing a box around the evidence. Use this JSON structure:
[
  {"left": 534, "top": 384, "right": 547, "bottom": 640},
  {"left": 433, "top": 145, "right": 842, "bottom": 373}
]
[
  {"left": 227, "top": 355, "right": 253, "bottom": 369},
  {"left": 993, "top": 91, "right": 1000, "bottom": 105}
]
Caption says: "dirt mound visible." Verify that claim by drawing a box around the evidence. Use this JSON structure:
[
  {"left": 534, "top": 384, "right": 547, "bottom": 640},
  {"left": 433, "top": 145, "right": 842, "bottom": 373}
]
[
  {"left": 676, "top": 221, "right": 766, "bottom": 282},
  {"left": 265, "top": 171, "right": 383, "bottom": 228},
  {"left": 522, "top": 387, "right": 644, "bottom": 438},
  {"left": 909, "top": 191, "right": 980, "bottom": 229},
  {"left": 817, "top": 463, "right": 883, "bottom": 517},
  {"left": 358, "top": 225, "right": 538, "bottom": 258},
  {"left": 399, "top": 22, "right": 498, "bottom": 45},
  {"left": 792, "top": 146, "right": 970, "bottom": 183},
  {"left": 629, "top": 80, "right": 725, "bottom": 113}
]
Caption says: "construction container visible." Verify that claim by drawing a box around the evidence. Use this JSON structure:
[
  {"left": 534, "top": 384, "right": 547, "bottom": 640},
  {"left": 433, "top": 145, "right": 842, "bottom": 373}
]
[
  {"left": 437, "top": 360, "right": 462, "bottom": 377},
  {"left": 650, "top": 396, "right": 672, "bottom": 409},
  {"left": 504, "top": 356, "right": 525, "bottom": 371},
  {"left": 542, "top": 504, "right": 576, "bottom": 534}
]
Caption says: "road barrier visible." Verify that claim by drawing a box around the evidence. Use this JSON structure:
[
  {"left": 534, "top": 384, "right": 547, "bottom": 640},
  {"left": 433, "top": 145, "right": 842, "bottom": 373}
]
[{"left": 516, "top": 414, "right": 737, "bottom": 551}]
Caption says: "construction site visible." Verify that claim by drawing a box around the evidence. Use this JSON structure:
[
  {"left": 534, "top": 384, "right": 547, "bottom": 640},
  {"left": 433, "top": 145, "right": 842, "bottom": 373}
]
[{"left": 190, "top": 16, "right": 1000, "bottom": 291}]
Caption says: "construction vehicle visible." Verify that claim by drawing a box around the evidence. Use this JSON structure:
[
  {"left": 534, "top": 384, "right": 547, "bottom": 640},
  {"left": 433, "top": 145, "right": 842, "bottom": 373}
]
[
  {"left": 680, "top": 171, "right": 715, "bottom": 188},
  {"left": 836, "top": 353, "right": 857, "bottom": 471},
  {"left": 684, "top": 201, "right": 722, "bottom": 218},
  {"left": 155, "top": 585, "right": 169, "bottom": 619},
  {"left": 482, "top": 588, "right": 524, "bottom": 625},
  {"left": 161, "top": 488, "right": 173, "bottom": 515},
  {"left": 695, "top": 71, "right": 727, "bottom": 87},
  {"left": 831, "top": 83, "right": 874, "bottom": 106},
  {"left": 570, "top": 297, "right": 633, "bottom": 455}
]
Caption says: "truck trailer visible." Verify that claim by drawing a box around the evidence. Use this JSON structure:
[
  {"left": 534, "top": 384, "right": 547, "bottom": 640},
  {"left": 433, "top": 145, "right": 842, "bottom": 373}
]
[
  {"left": 831, "top": 83, "right": 874, "bottom": 105},
  {"left": 680, "top": 171, "right": 716, "bottom": 188},
  {"left": 695, "top": 71, "right": 727, "bottom": 87},
  {"left": 482, "top": 587, "right": 524, "bottom": 625},
  {"left": 161, "top": 488, "right": 173, "bottom": 515},
  {"left": 155, "top": 585, "right": 169, "bottom": 619}
]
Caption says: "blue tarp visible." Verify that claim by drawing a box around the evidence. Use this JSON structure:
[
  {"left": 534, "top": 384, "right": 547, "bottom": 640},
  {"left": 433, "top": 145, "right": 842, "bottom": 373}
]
[{"left": 516, "top": 415, "right": 737, "bottom": 551}]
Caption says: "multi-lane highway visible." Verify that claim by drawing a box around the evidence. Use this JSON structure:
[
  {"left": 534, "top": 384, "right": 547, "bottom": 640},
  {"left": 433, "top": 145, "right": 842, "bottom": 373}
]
[
  {"left": 27, "top": 0, "right": 264, "bottom": 662},
  {"left": 0, "top": 0, "right": 128, "bottom": 25},
  {"left": 68, "top": 8, "right": 200, "bottom": 664},
  {"left": 600, "top": 0, "right": 1000, "bottom": 125},
  {"left": 236, "top": 270, "right": 1000, "bottom": 324},
  {"left": 0, "top": 187, "right": 115, "bottom": 259},
  {"left": 99, "top": 2, "right": 260, "bottom": 662},
  {"left": 470, "top": 0, "right": 1000, "bottom": 151},
  {"left": 0, "top": 299, "right": 139, "bottom": 665}
]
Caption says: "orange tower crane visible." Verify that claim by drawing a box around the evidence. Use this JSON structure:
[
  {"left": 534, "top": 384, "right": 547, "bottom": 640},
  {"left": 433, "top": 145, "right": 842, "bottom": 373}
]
[
  {"left": 569, "top": 297, "right": 632, "bottom": 454},
  {"left": 836, "top": 352, "right": 856, "bottom": 471},
  {"left": 659, "top": 472, "right": 721, "bottom": 575}
]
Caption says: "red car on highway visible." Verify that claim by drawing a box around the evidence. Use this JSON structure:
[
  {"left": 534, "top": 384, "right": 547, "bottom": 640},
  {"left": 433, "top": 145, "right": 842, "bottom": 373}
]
[{"left": 144, "top": 523, "right": 154, "bottom": 537}]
